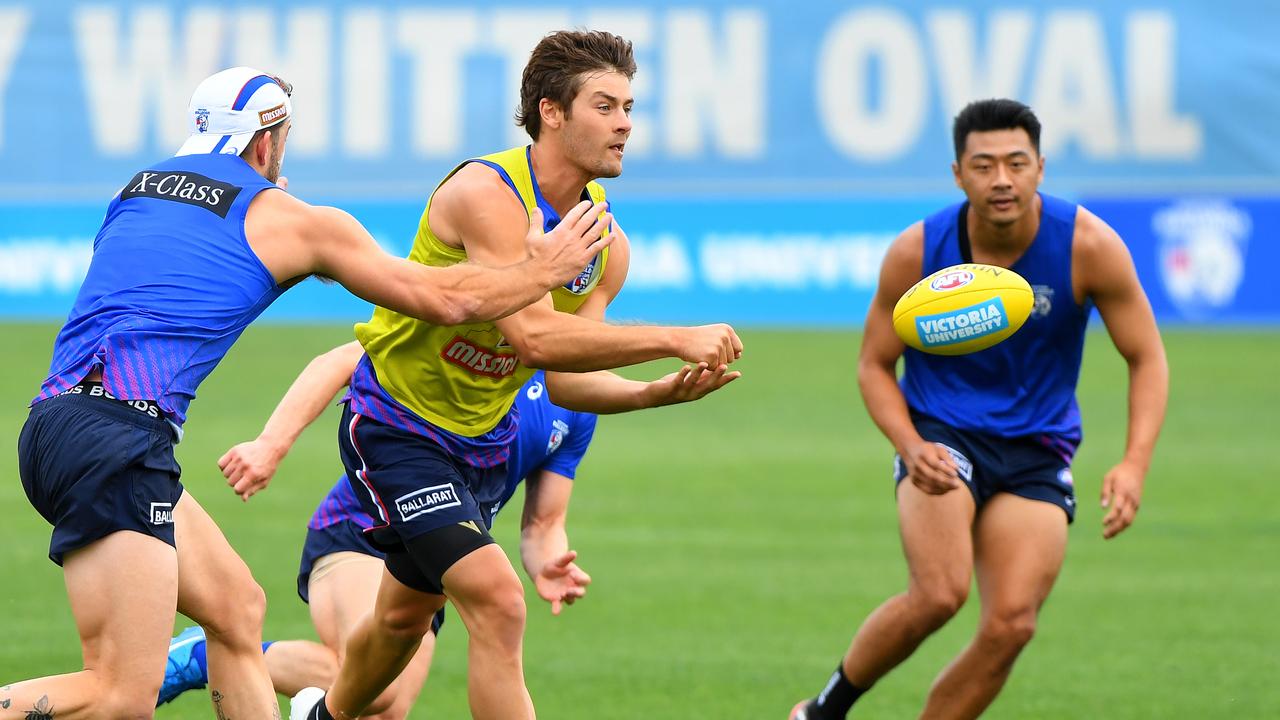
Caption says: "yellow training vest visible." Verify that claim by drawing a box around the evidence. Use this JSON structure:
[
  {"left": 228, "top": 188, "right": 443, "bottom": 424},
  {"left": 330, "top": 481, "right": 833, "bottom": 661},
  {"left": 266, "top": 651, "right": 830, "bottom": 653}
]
[{"left": 355, "top": 146, "right": 608, "bottom": 437}]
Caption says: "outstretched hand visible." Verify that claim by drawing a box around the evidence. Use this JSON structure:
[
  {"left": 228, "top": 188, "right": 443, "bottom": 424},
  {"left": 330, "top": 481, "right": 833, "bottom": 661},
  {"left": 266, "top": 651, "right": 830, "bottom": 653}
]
[
  {"left": 643, "top": 362, "right": 741, "bottom": 408},
  {"left": 525, "top": 202, "right": 614, "bottom": 289},
  {"left": 533, "top": 550, "right": 592, "bottom": 615},
  {"left": 218, "top": 438, "right": 286, "bottom": 502}
]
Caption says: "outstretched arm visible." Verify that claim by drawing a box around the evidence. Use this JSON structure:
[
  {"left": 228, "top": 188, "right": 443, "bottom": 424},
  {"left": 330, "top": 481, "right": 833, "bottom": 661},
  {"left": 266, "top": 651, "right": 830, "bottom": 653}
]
[
  {"left": 218, "top": 341, "right": 364, "bottom": 500},
  {"left": 544, "top": 363, "right": 740, "bottom": 414},
  {"left": 245, "top": 188, "right": 613, "bottom": 326},
  {"left": 1077, "top": 209, "right": 1168, "bottom": 539},
  {"left": 519, "top": 470, "right": 590, "bottom": 616},
  {"left": 433, "top": 169, "right": 742, "bottom": 370}
]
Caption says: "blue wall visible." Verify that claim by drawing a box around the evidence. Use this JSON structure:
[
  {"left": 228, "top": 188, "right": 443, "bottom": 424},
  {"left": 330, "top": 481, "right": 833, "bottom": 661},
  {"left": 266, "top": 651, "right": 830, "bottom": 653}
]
[{"left": 1, "top": 2, "right": 1277, "bottom": 324}]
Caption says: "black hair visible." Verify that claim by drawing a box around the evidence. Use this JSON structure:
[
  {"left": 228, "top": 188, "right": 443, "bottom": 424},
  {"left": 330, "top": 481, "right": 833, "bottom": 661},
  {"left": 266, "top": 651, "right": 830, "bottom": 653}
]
[{"left": 952, "top": 99, "right": 1040, "bottom": 159}]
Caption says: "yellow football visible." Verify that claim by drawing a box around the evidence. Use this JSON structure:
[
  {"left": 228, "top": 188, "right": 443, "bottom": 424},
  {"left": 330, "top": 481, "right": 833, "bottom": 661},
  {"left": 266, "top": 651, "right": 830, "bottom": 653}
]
[{"left": 892, "top": 263, "right": 1034, "bottom": 355}]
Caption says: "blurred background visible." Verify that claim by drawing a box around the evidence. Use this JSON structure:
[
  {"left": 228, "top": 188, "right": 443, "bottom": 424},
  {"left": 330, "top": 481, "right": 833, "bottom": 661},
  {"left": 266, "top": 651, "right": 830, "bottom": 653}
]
[{"left": 1, "top": 2, "right": 1278, "bottom": 718}]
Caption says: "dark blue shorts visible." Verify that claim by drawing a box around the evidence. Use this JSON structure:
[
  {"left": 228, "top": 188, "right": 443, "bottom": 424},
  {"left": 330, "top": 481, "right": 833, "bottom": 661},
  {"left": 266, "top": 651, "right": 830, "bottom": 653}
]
[
  {"left": 296, "top": 518, "right": 445, "bottom": 634},
  {"left": 894, "top": 413, "right": 1077, "bottom": 522},
  {"left": 337, "top": 404, "right": 504, "bottom": 550},
  {"left": 18, "top": 385, "right": 183, "bottom": 565},
  {"left": 296, "top": 518, "right": 383, "bottom": 604}
]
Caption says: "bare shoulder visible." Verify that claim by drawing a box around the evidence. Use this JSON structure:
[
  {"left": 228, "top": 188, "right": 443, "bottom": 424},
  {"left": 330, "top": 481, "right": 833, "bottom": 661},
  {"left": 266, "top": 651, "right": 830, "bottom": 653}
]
[
  {"left": 1072, "top": 204, "right": 1140, "bottom": 299},
  {"left": 876, "top": 221, "right": 926, "bottom": 299},
  {"left": 1072, "top": 205, "right": 1127, "bottom": 260},
  {"left": 429, "top": 162, "right": 526, "bottom": 245}
]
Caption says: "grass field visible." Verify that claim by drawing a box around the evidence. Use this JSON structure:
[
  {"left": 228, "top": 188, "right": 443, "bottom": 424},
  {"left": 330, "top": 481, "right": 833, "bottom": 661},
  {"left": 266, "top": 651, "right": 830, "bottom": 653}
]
[{"left": 1, "top": 323, "right": 1278, "bottom": 718}]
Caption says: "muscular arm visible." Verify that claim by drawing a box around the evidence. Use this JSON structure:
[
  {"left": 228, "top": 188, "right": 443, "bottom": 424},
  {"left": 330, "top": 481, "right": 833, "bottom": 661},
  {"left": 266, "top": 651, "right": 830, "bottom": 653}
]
[
  {"left": 218, "top": 341, "right": 363, "bottom": 499},
  {"left": 244, "top": 188, "right": 612, "bottom": 327},
  {"left": 435, "top": 166, "right": 740, "bottom": 370},
  {"left": 857, "top": 223, "right": 960, "bottom": 493},
  {"left": 519, "top": 469, "right": 590, "bottom": 615},
  {"left": 1075, "top": 209, "right": 1169, "bottom": 538}
]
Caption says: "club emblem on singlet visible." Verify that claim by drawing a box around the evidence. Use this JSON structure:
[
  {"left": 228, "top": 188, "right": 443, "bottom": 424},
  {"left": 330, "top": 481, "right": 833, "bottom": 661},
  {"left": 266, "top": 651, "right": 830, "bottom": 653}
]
[
  {"left": 1031, "top": 285, "right": 1054, "bottom": 318},
  {"left": 565, "top": 253, "right": 602, "bottom": 295}
]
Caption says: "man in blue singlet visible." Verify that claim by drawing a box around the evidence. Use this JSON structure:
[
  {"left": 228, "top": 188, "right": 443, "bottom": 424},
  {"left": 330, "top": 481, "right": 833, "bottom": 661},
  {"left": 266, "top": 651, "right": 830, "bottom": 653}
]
[
  {"left": 4, "top": 66, "right": 612, "bottom": 719},
  {"left": 790, "top": 99, "right": 1169, "bottom": 720},
  {"left": 157, "top": 341, "right": 736, "bottom": 717}
]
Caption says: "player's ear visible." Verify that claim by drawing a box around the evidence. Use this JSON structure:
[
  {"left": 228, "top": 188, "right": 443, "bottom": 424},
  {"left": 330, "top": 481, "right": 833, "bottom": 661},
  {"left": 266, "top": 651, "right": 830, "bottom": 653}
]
[
  {"left": 539, "top": 97, "right": 564, "bottom": 131},
  {"left": 951, "top": 161, "right": 963, "bottom": 189}
]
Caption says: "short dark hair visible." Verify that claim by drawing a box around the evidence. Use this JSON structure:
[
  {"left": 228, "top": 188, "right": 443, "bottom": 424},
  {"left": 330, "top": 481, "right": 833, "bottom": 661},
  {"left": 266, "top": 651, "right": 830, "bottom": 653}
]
[
  {"left": 952, "top": 99, "right": 1041, "bottom": 160},
  {"left": 239, "top": 121, "right": 287, "bottom": 160},
  {"left": 516, "top": 30, "right": 636, "bottom": 140}
]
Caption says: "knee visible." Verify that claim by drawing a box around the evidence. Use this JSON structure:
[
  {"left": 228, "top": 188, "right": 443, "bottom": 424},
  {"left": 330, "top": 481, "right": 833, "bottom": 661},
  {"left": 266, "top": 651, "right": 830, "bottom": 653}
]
[
  {"left": 466, "top": 580, "right": 527, "bottom": 647},
  {"left": 377, "top": 603, "right": 437, "bottom": 643},
  {"left": 981, "top": 609, "right": 1038, "bottom": 653},
  {"left": 101, "top": 683, "right": 164, "bottom": 720},
  {"left": 909, "top": 582, "right": 969, "bottom": 630},
  {"left": 203, "top": 577, "right": 268, "bottom": 645}
]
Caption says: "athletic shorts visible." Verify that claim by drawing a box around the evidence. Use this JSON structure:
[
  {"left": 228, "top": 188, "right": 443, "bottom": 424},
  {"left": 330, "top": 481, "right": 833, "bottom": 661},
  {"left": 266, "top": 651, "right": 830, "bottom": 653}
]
[
  {"left": 337, "top": 403, "right": 504, "bottom": 551},
  {"left": 297, "top": 518, "right": 383, "bottom": 603},
  {"left": 297, "top": 517, "right": 446, "bottom": 634},
  {"left": 894, "top": 412, "right": 1077, "bottom": 522},
  {"left": 18, "top": 384, "right": 183, "bottom": 565}
]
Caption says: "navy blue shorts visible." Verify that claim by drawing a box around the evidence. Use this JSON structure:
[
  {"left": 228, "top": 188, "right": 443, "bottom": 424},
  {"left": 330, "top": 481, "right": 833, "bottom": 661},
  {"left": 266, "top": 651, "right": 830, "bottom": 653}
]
[
  {"left": 337, "top": 404, "right": 504, "bottom": 550},
  {"left": 894, "top": 413, "right": 1077, "bottom": 522},
  {"left": 296, "top": 518, "right": 383, "bottom": 603},
  {"left": 18, "top": 384, "right": 183, "bottom": 565},
  {"left": 296, "top": 518, "right": 445, "bottom": 634}
]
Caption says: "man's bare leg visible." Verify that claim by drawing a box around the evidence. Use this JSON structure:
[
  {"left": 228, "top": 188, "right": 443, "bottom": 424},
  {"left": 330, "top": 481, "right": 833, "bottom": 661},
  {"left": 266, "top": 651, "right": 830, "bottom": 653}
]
[
  {"left": 441, "top": 544, "right": 534, "bottom": 720},
  {"left": 1, "top": 531, "right": 176, "bottom": 720},
  {"left": 262, "top": 642, "right": 338, "bottom": 698},
  {"left": 174, "top": 493, "right": 280, "bottom": 718},
  {"left": 919, "top": 493, "right": 1067, "bottom": 719},
  {"left": 840, "top": 481, "right": 977, "bottom": 688},
  {"left": 323, "top": 567, "right": 445, "bottom": 718},
  {"left": 307, "top": 554, "right": 436, "bottom": 720}
]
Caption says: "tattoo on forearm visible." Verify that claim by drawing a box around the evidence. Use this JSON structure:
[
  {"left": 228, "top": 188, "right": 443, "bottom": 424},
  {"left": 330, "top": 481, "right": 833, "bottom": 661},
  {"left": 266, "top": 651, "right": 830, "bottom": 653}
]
[
  {"left": 211, "top": 690, "right": 231, "bottom": 720},
  {"left": 24, "top": 695, "right": 53, "bottom": 720}
]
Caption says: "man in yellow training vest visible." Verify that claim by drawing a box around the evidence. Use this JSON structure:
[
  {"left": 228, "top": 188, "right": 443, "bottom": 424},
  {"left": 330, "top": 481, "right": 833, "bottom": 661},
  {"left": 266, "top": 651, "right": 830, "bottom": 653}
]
[{"left": 293, "top": 30, "right": 743, "bottom": 720}]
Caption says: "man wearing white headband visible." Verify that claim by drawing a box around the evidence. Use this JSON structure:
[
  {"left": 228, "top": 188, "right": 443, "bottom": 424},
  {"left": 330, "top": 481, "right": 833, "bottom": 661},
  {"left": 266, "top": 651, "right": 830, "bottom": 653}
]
[{"left": 3, "top": 66, "right": 612, "bottom": 720}]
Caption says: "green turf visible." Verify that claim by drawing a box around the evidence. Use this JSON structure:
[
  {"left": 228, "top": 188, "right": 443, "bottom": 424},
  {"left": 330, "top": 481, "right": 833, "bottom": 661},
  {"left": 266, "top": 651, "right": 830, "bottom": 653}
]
[{"left": 1, "top": 324, "right": 1277, "bottom": 718}]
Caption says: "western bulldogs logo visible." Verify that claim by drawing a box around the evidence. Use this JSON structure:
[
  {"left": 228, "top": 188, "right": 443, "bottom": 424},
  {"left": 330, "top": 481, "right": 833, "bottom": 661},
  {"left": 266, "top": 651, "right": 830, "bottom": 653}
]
[
  {"left": 564, "top": 253, "right": 602, "bottom": 295},
  {"left": 929, "top": 270, "right": 974, "bottom": 292},
  {"left": 1153, "top": 200, "right": 1250, "bottom": 319},
  {"left": 547, "top": 419, "right": 569, "bottom": 454},
  {"left": 1031, "top": 284, "right": 1054, "bottom": 318},
  {"left": 194, "top": 108, "right": 210, "bottom": 134}
]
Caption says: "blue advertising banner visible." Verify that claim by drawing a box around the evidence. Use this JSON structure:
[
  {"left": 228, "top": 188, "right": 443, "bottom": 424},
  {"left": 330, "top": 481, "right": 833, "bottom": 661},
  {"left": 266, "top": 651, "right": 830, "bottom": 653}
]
[
  {"left": 0, "top": 1, "right": 1277, "bottom": 200},
  {"left": 1, "top": 2, "right": 1278, "bottom": 325},
  {"left": 1085, "top": 197, "right": 1280, "bottom": 325},
  {"left": 0, "top": 196, "right": 939, "bottom": 325}
]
